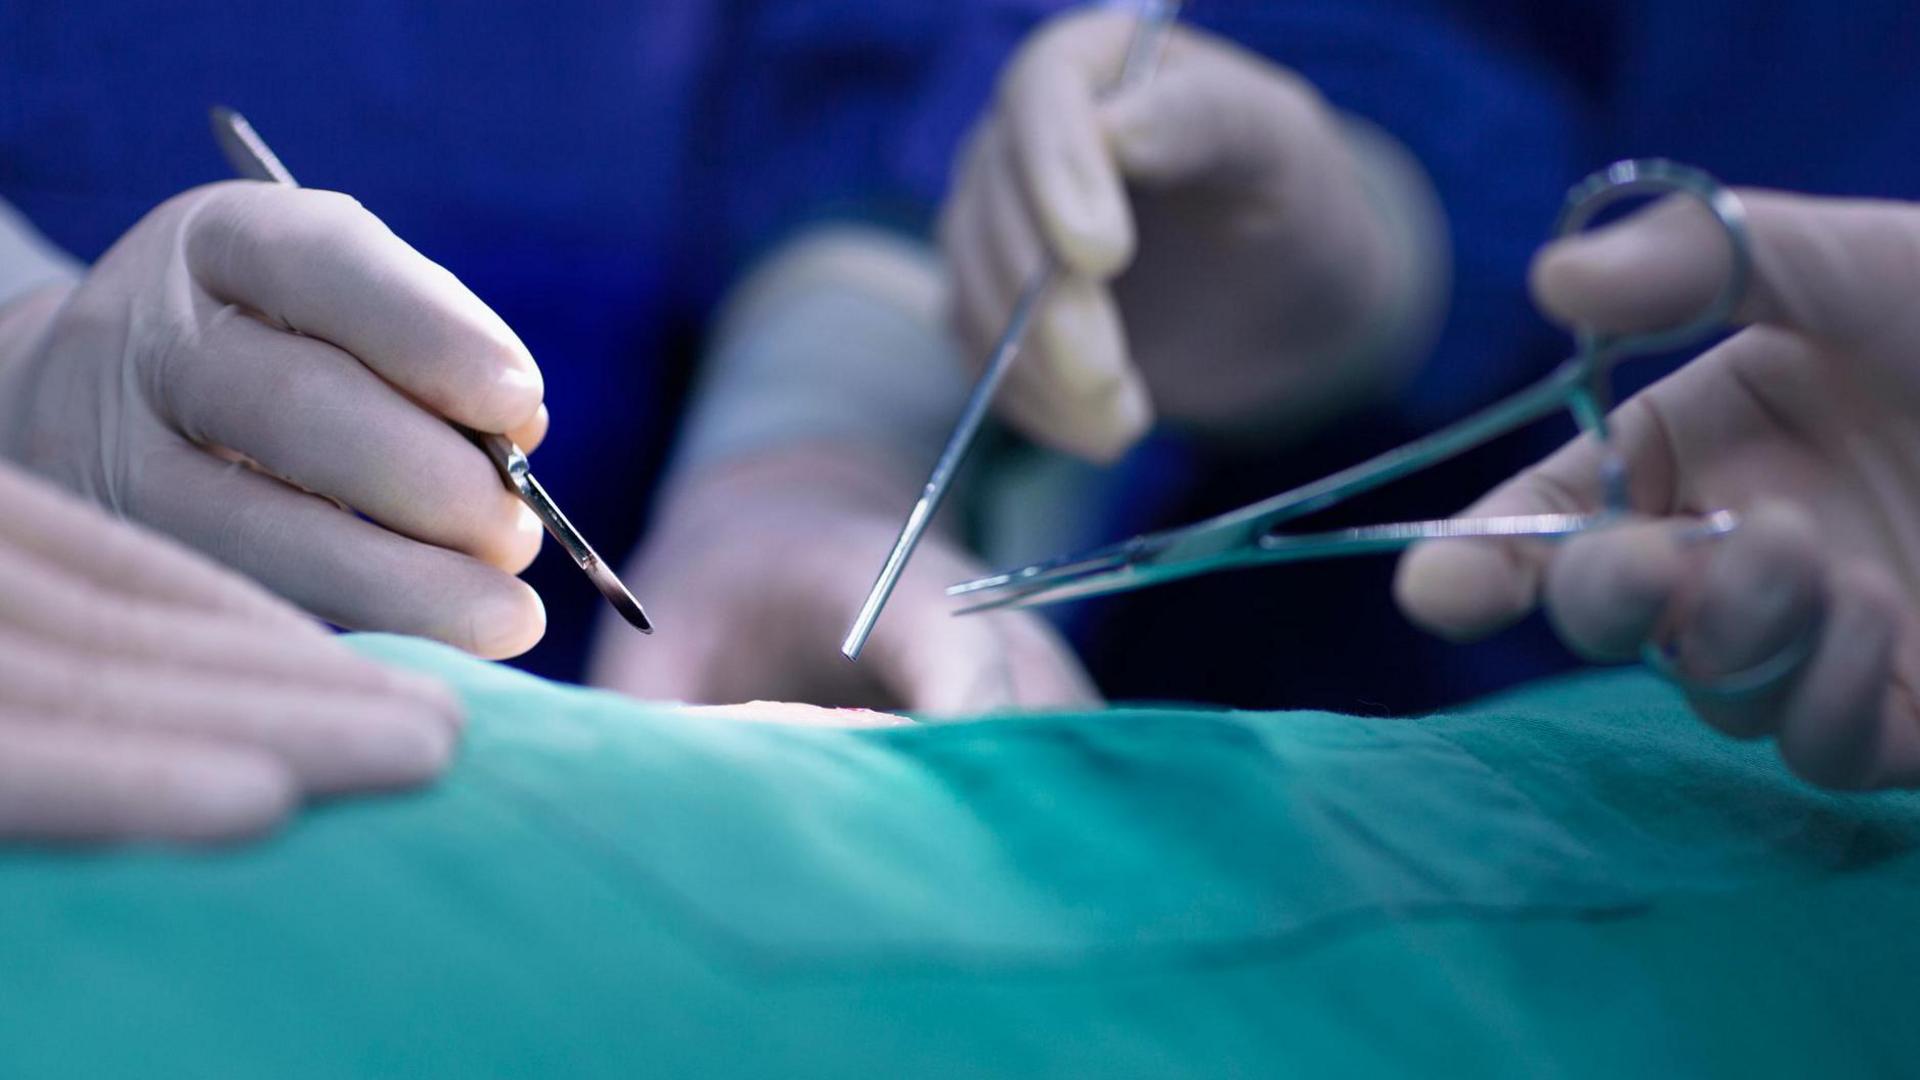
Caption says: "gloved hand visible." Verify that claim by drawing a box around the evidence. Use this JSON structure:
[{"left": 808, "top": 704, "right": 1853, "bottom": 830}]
[
  {"left": 1396, "top": 189, "right": 1920, "bottom": 790},
  {"left": 940, "top": 8, "right": 1440, "bottom": 461},
  {"left": 0, "top": 459, "right": 461, "bottom": 844},
  {"left": 0, "top": 182, "right": 548, "bottom": 658},
  {"left": 588, "top": 446, "right": 1100, "bottom": 715}
]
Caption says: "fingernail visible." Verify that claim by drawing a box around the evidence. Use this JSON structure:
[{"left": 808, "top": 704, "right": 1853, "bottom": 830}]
[
  {"left": 179, "top": 760, "right": 295, "bottom": 841},
  {"left": 515, "top": 501, "right": 543, "bottom": 541},
  {"left": 1042, "top": 280, "right": 1126, "bottom": 397},
  {"left": 383, "top": 670, "right": 465, "bottom": 730},
  {"left": 497, "top": 361, "right": 542, "bottom": 401}
]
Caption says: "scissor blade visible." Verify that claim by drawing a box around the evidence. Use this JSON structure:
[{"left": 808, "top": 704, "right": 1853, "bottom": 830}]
[{"left": 210, "top": 106, "right": 297, "bottom": 185}]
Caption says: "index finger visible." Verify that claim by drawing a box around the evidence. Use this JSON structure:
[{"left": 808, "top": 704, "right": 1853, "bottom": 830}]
[
  {"left": 0, "top": 461, "right": 318, "bottom": 634},
  {"left": 999, "top": 10, "right": 1138, "bottom": 278},
  {"left": 182, "top": 181, "right": 543, "bottom": 434},
  {"left": 1531, "top": 189, "right": 1920, "bottom": 349}
]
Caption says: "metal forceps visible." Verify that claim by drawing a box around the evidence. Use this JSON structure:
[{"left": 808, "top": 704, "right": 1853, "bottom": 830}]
[
  {"left": 208, "top": 106, "right": 653, "bottom": 633},
  {"left": 841, "top": 0, "right": 1186, "bottom": 660},
  {"left": 948, "top": 159, "right": 1753, "bottom": 613}
]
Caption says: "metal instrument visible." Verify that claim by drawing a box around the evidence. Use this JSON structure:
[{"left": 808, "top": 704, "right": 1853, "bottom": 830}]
[
  {"left": 948, "top": 159, "right": 1752, "bottom": 613},
  {"left": 209, "top": 106, "right": 653, "bottom": 633},
  {"left": 841, "top": 0, "right": 1186, "bottom": 660}
]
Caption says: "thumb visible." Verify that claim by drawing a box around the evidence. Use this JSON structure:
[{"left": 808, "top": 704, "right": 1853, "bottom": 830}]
[{"left": 1532, "top": 188, "right": 1920, "bottom": 348}]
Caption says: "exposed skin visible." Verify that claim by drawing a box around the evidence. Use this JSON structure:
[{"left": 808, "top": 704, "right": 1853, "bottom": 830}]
[
  {"left": 940, "top": 9, "right": 1431, "bottom": 461},
  {"left": 0, "top": 181, "right": 550, "bottom": 658},
  {"left": 0, "top": 460, "right": 463, "bottom": 845},
  {"left": 1397, "top": 190, "right": 1920, "bottom": 791},
  {"left": 589, "top": 444, "right": 1100, "bottom": 717},
  {"left": 683, "top": 702, "right": 912, "bottom": 729}
]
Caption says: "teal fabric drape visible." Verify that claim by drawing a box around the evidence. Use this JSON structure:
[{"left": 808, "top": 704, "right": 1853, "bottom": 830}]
[{"left": 4, "top": 634, "right": 1917, "bottom": 1077}]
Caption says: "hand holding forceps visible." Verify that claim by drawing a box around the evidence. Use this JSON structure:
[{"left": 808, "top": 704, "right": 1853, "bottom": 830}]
[{"left": 950, "top": 159, "right": 1753, "bottom": 613}]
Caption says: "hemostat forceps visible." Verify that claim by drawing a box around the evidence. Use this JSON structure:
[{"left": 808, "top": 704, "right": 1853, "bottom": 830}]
[
  {"left": 949, "top": 159, "right": 1752, "bottom": 613},
  {"left": 209, "top": 106, "right": 653, "bottom": 633}
]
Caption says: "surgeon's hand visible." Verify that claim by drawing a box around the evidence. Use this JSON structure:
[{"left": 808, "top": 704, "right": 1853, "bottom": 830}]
[
  {"left": 1396, "top": 190, "right": 1920, "bottom": 790},
  {"left": 0, "top": 460, "right": 461, "bottom": 844},
  {"left": 0, "top": 182, "right": 548, "bottom": 658},
  {"left": 588, "top": 446, "right": 1100, "bottom": 715},
  {"left": 941, "top": 8, "right": 1438, "bottom": 461}
]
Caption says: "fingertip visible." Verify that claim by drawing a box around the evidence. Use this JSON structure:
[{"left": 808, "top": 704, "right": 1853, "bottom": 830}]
[
  {"left": 1008, "top": 367, "right": 1152, "bottom": 464},
  {"left": 1037, "top": 277, "right": 1131, "bottom": 399},
  {"left": 1527, "top": 233, "right": 1620, "bottom": 330},
  {"left": 510, "top": 405, "right": 551, "bottom": 455},
  {"left": 365, "top": 708, "right": 458, "bottom": 789},
  {"left": 476, "top": 352, "right": 545, "bottom": 435},
  {"left": 379, "top": 668, "right": 467, "bottom": 733},
  {"left": 1529, "top": 195, "right": 1732, "bottom": 336},
  {"left": 455, "top": 578, "right": 547, "bottom": 660},
  {"left": 1394, "top": 540, "right": 1536, "bottom": 643},
  {"left": 171, "top": 753, "right": 298, "bottom": 844},
  {"left": 293, "top": 700, "right": 459, "bottom": 796},
  {"left": 1000, "top": 615, "right": 1103, "bottom": 708},
  {"left": 1043, "top": 174, "right": 1135, "bottom": 280},
  {"left": 490, "top": 500, "right": 546, "bottom": 576},
  {"left": 1085, "top": 373, "right": 1155, "bottom": 464},
  {"left": 1544, "top": 523, "right": 1687, "bottom": 662}
]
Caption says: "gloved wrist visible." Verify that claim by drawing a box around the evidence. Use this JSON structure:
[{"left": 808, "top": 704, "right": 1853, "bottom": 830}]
[
  {"left": 669, "top": 225, "right": 969, "bottom": 486},
  {"left": 660, "top": 439, "right": 928, "bottom": 538},
  {"left": 0, "top": 281, "right": 74, "bottom": 452}
]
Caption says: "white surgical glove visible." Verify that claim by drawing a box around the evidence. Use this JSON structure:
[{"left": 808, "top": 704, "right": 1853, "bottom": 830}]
[
  {"left": 0, "top": 459, "right": 461, "bottom": 845},
  {"left": 591, "top": 228, "right": 1099, "bottom": 715},
  {"left": 592, "top": 446, "right": 1098, "bottom": 714},
  {"left": 940, "top": 7, "right": 1444, "bottom": 461},
  {"left": 1396, "top": 189, "right": 1920, "bottom": 791},
  {"left": 0, "top": 183, "right": 548, "bottom": 658}
]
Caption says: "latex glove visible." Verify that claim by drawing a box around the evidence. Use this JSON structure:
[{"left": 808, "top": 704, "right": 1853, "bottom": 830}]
[
  {"left": 1396, "top": 189, "right": 1920, "bottom": 790},
  {"left": 588, "top": 446, "right": 1100, "bottom": 715},
  {"left": 0, "top": 182, "right": 549, "bottom": 658},
  {"left": 0, "top": 459, "right": 461, "bottom": 844},
  {"left": 940, "top": 8, "right": 1440, "bottom": 461}
]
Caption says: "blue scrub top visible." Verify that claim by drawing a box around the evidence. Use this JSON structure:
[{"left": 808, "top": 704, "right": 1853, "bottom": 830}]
[
  {"left": 6, "top": 1, "right": 1917, "bottom": 703},
  {"left": 0, "top": 0, "right": 1061, "bottom": 680}
]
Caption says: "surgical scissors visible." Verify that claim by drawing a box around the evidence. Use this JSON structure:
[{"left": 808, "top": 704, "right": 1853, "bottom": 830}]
[
  {"left": 948, "top": 159, "right": 1752, "bottom": 613},
  {"left": 209, "top": 106, "right": 653, "bottom": 633}
]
